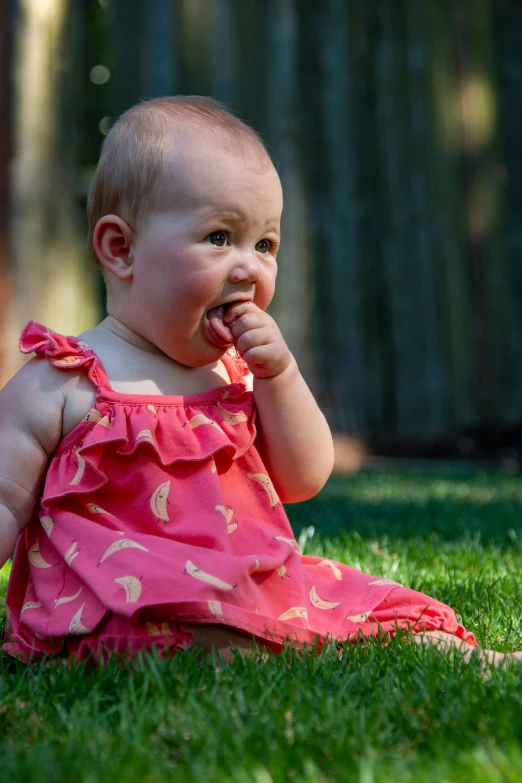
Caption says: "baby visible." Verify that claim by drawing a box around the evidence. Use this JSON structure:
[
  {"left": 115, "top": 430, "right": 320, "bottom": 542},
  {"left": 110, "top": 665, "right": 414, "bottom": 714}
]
[{"left": 0, "top": 96, "right": 517, "bottom": 665}]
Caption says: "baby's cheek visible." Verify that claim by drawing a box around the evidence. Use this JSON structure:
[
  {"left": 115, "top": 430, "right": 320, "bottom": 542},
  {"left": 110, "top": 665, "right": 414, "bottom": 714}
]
[{"left": 256, "top": 280, "right": 276, "bottom": 312}]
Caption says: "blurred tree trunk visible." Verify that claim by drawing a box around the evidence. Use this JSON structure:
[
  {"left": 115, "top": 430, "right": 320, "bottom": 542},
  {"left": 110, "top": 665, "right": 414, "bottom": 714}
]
[
  {"left": 110, "top": 0, "right": 177, "bottom": 117},
  {"left": 427, "top": 0, "right": 475, "bottom": 431},
  {"left": 0, "top": 0, "right": 14, "bottom": 386},
  {"left": 317, "top": 0, "right": 362, "bottom": 429},
  {"left": 8, "top": 0, "right": 98, "bottom": 376},
  {"left": 456, "top": 0, "right": 514, "bottom": 424},
  {"left": 263, "top": 0, "right": 316, "bottom": 390},
  {"left": 496, "top": 0, "right": 522, "bottom": 423}
]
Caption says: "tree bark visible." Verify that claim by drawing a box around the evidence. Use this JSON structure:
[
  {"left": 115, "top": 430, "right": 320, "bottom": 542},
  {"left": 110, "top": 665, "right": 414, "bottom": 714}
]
[
  {"left": 8, "top": 0, "right": 99, "bottom": 378},
  {"left": 0, "top": 0, "right": 14, "bottom": 386}
]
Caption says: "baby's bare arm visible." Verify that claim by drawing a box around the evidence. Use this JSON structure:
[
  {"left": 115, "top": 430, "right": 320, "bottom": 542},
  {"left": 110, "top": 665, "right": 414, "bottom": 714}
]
[
  {"left": 0, "top": 359, "right": 64, "bottom": 567},
  {"left": 254, "top": 358, "right": 334, "bottom": 503},
  {"left": 225, "top": 302, "right": 334, "bottom": 503}
]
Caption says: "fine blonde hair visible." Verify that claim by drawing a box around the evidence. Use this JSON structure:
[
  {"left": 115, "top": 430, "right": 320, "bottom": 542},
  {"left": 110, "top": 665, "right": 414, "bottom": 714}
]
[{"left": 87, "top": 95, "right": 273, "bottom": 267}]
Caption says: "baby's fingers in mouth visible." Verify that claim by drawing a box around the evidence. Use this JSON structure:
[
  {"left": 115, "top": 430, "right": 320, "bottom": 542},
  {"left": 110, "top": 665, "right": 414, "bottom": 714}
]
[{"left": 222, "top": 300, "right": 256, "bottom": 324}]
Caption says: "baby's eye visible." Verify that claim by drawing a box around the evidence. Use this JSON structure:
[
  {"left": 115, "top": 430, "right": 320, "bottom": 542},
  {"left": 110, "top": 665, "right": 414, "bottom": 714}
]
[
  {"left": 255, "top": 239, "right": 270, "bottom": 254},
  {"left": 206, "top": 231, "right": 228, "bottom": 247}
]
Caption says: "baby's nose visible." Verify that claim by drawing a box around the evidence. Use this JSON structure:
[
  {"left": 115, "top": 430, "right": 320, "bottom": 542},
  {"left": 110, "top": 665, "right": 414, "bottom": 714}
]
[{"left": 228, "top": 253, "right": 261, "bottom": 284}]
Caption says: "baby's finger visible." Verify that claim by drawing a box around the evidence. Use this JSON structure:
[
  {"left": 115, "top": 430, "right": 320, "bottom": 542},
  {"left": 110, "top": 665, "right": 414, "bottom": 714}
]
[
  {"left": 229, "top": 312, "right": 267, "bottom": 340},
  {"left": 240, "top": 344, "right": 275, "bottom": 368},
  {"left": 235, "top": 326, "right": 270, "bottom": 356},
  {"left": 223, "top": 301, "right": 261, "bottom": 324}
]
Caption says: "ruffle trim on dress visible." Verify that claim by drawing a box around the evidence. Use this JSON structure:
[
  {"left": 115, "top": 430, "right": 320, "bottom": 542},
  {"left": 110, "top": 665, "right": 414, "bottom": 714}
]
[
  {"left": 42, "top": 392, "right": 257, "bottom": 504},
  {"left": 20, "top": 321, "right": 257, "bottom": 504},
  {"left": 20, "top": 321, "right": 111, "bottom": 390},
  {"left": 223, "top": 346, "right": 250, "bottom": 379}
]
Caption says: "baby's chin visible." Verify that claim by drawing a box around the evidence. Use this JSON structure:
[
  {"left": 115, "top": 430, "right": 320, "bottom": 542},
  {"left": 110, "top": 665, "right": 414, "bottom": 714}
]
[
  {"left": 162, "top": 340, "right": 230, "bottom": 369},
  {"left": 135, "top": 317, "right": 232, "bottom": 368}
]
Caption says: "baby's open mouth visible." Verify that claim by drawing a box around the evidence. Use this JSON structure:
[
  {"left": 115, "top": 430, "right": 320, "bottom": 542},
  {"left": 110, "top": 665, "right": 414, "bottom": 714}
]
[{"left": 206, "top": 304, "right": 234, "bottom": 347}]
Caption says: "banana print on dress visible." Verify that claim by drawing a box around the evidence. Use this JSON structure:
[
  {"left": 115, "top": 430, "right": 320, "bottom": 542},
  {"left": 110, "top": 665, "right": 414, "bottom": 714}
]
[
  {"left": 317, "top": 560, "right": 343, "bottom": 580},
  {"left": 309, "top": 586, "right": 340, "bottom": 610},
  {"left": 69, "top": 447, "right": 86, "bottom": 486},
  {"left": 40, "top": 516, "right": 53, "bottom": 537},
  {"left": 83, "top": 408, "right": 101, "bottom": 423},
  {"left": 114, "top": 575, "right": 143, "bottom": 603},
  {"left": 85, "top": 503, "right": 116, "bottom": 517},
  {"left": 97, "top": 539, "right": 149, "bottom": 566},
  {"left": 21, "top": 602, "right": 42, "bottom": 615},
  {"left": 28, "top": 539, "right": 55, "bottom": 568},
  {"left": 215, "top": 505, "right": 238, "bottom": 533},
  {"left": 278, "top": 606, "right": 308, "bottom": 622},
  {"left": 248, "top": 473, "right": 280, "bottom": 507},
  {"left": 64, "top": 540, "right": 80, "bottom": 566},
  {"left": 186, "top": 414, "right": 224, "bottom": 433},
  {"left": 149, "top": 481, "right": 171, "bottom": 522},
  {"left": 215, "top": 401, "right": 249, "bottom": 425},
  {"left": 208, "top": 600, "right": 224, "bottom": 616},
  {"left": 274, "top": 536, "right": 296, "bottom": 548},
  {"left": 184, "top": 560, "right": 237, "bottom": 590},
  {"left": 54, "top": 587, "right": 83, "bottom": 608},
  {"left": 69, "top": 603, "right": 91, "bottom": 635},
  {"left": 347, "top": 613, "right": 370, "bottom": 623},
  {"left": 136, "top": 429, "right": 156, "bottom": 446}
]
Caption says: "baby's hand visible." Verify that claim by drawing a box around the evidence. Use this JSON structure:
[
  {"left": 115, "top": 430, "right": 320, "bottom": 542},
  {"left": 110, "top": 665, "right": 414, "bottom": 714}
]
[{"left": 223, "top": 302, "right": 292, "bottom": 379}]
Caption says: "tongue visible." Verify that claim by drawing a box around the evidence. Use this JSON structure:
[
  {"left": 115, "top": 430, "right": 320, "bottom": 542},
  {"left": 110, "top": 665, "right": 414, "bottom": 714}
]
[{"left": 207, "top": 305, "right": 233, "bottom": 347}]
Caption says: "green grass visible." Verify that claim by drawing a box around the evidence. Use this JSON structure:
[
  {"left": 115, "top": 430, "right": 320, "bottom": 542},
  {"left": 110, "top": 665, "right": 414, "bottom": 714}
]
[{"left": 2, "top": 466, "right": 522, "bottom": 782}]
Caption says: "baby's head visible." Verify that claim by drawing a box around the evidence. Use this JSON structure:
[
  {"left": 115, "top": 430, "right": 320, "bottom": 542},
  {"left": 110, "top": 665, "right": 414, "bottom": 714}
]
[
  {"left": 87, "top": 96, "right": 275, "bottom": 268},
  {"left": 88, "top": 96, "right": 283, "bottom": 366}
]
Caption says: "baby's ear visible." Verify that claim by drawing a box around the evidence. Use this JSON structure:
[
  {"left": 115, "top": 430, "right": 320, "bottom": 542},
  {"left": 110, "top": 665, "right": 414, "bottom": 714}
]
[{"left": 93, "top": 215, "right": 135, "bottom": 280}]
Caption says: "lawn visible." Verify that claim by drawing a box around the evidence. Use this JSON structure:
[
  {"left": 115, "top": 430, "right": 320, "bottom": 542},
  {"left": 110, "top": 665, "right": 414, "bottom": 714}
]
[{"left": 2, "top": 465, "right": 522, "bottom": 782}]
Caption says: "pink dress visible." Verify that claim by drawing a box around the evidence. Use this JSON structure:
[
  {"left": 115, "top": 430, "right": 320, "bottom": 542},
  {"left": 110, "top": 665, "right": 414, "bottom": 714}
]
[{"left": 3, "top": 322, "right": 477, "bottom": 661}]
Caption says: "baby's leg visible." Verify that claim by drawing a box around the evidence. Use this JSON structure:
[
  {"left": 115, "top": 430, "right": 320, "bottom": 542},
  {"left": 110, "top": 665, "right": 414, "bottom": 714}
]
[
  {"left": 187, "top": 623, "right": 268, "bottom": 663},
  {"left": 412, "top": 630, "right": 522, "bottom": 668},
  {"left": 187, "top": 623, "right": 522, "bottom": 669},
  {"left": 361, "top": 585, "right": 522, "bottom": 668}
]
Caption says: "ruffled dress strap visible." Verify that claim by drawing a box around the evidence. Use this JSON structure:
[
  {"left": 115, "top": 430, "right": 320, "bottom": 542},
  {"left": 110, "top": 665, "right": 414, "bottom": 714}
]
[
  {"left": 221, "top": 347, "right": 250, "bottom": 384},
  {"left": 20, "top": 321, "right": 112, "bottom": 392}
]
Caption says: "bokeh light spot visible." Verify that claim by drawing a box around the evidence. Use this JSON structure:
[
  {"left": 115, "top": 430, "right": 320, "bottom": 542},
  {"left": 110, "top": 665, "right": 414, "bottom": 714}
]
[
  {"left": 99, "top": 116, "right": 112, "bottom": 135},
  {"left": 90, "top": 65, "right": 110, "bottom": 85}
]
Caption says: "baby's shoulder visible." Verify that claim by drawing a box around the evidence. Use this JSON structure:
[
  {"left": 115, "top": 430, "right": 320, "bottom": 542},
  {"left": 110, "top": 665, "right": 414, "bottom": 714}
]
[
  {"left": 1, "top": 355, "right": 97, "bottom": 443},
  {"left": 2, "top": 354, "right": 65, "bottom": 406},
  {"left": 0, "top": 357, "right": 67, "bottom": 454}
]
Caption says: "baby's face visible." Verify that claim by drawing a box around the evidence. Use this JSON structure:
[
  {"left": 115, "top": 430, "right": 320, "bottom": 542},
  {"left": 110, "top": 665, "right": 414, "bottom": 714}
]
[{"left": 124, "top": 148, "right": 283, "bottom": 367}]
